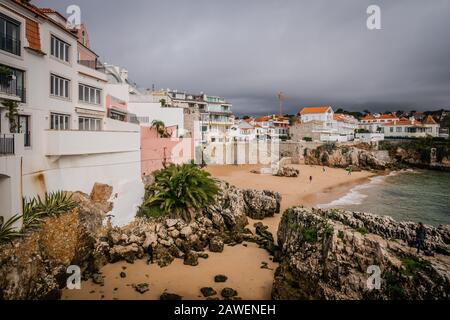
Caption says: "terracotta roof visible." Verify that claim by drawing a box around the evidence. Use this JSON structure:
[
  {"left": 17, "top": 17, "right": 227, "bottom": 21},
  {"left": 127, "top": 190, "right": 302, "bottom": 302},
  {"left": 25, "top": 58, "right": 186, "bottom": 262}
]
[
  {"left": 299, "top": 106, "right": 331, "bottom": 114},
  {"left": 362, "top": 113, "right": 398, "bottom": 121},
  {"left": 385, "top": 118, "right": 423, "bottom": 127},
  {"left": 423, "top": 115, "right": 438, "bottom": 125}
]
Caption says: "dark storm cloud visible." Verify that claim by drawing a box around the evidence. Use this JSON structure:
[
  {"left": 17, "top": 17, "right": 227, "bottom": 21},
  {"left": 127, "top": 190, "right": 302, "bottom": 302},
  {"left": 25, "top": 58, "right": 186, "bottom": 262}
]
[{"left": 35, "top": 0, "right": 450, "bottom": 115}]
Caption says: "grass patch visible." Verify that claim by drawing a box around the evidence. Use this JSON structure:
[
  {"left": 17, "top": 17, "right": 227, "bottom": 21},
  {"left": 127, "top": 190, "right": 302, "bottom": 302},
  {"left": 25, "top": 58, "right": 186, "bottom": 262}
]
[
  {"left": 302, "top": 227, "right": 318, "bottom": 243},
  {"left": 400, "top": 255, "right": 430, "bottom": 277},
  {"left": 356, "top": 227, "right": 369, "bottom": 235},
  {"left": 338, "top": 230, "right": 345, "bottom": 240}
]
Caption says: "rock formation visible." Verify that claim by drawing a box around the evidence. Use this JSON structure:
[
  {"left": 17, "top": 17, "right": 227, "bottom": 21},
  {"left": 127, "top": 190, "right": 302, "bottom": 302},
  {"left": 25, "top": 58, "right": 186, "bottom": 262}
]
[
  {"left": 0, "top": 189, "right": 110, "bottom": 300},
  {"left": 272, "top": 207, "right": 450, "bottom": 300},
  {"left": 274, "top": 166, "right": 300, "bottom": 178}
]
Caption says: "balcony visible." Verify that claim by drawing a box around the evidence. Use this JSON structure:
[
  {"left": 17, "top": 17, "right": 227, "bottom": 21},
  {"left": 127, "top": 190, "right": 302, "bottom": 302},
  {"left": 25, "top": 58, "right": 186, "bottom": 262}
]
[
  {"left": 0, "top": 134, "right": 14, "bottom": 155},
  {"left": 0, "top": 75, "right": 26, "bottom": 102},
  {"left": 77, "top": 60, "right": 107, "bottom": 80},
  {"left": 0, "top": 34, "right": 21, "bottom": 56},
  {"left": 45, "top": 130, "right": 140, "bottom": 156}
]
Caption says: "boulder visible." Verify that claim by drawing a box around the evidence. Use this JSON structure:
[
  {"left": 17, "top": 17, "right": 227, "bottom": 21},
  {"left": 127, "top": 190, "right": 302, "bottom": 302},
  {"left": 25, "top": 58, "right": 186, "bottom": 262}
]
[
  {"left": 209, "top": 236, "right": 224, "bottom": 253},
  {"left": 274, "top": 166, "right": 299, "bottom": 178},
  {"left": 133, "top": 283, "right": 149, "bottom": 294},
  {"left": 243, "top": 190, "right": 281, "bottom": 220},
  {"left": 160, "top": 292, "right": 182, "bottom": 300},
  {"left": 200, "top": 287, "right": 217, "bottom": 297},
  {"left": 183, "top": 251, "right": 199, "bottom": 266},
  {"left": 109, "top": 243, "right": 143, "bottom": 263},
  {"left": 214, "top": 275, "right": 228, "bottom": 283},
  {"left": 221, "top": 288, "right": 238, "bottom": 298}
]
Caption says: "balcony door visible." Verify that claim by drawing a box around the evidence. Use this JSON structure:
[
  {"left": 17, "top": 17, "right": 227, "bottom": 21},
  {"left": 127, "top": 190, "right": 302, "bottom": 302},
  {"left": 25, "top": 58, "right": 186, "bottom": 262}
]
[{"left": 13, "top": 115, "right": 30, "bottom": 147}]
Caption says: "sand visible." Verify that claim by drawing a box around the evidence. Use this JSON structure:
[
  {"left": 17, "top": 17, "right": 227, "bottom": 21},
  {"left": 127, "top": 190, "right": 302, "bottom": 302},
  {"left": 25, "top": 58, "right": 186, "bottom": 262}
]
[{"left": 62, "top": 164, "right": 375, "bottom": 300}]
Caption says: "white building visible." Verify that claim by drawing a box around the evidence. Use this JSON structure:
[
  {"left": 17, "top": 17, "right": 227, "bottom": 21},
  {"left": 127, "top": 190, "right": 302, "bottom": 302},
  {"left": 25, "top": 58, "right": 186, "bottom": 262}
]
[
  {"left": 0, "top": 1, "right": 143, "bottom": 227},
  {"left": 359, "top": 113, "right": 399, "bottom": 133},
  {"left": 295, "top": 106, "right": 357, "bottom": 142},
  {"left": 384, "top": 116, "right": 440, "bottom": 138}
]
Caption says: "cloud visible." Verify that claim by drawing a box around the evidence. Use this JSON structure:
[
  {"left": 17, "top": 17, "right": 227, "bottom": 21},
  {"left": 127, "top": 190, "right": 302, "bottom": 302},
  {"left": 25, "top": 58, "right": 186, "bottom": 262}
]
[{"left": 34, "top": 0, "right": 450, "bottom": 114}]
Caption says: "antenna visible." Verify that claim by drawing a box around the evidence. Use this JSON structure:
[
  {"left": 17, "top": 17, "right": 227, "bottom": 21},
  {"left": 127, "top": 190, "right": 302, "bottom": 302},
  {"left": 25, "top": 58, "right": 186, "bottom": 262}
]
[{"left": 277, "top": 92, "right": 285, "bottom": 116}]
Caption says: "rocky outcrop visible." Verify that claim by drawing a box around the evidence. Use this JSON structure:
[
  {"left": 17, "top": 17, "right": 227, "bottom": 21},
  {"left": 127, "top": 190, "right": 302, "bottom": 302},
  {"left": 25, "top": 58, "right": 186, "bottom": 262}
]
[
  {"left": 0, "top": 190, "right": 109, "bottom": 300},
  {"left": 272, "top": 207, "right": 450, "bottom": 300},
  {"left": 274, "top": 166, "right": 300, "bottom": 178},
  {"left": 305, "top": 145, "right": 390, "bottom": 170},
  {"left": 96, "top": 181, "right": 281, "bottom": 268}
]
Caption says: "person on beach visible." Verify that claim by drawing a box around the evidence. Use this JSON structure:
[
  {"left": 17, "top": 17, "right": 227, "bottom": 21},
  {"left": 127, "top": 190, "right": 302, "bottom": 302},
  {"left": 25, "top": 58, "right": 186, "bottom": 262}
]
[
  {"left": 309, "top": 176, "right": 313, "bottom": 183},
  {"left": 348, "top": 166, "right": 352, "bottom": 175},
  {"left": 322, "top": 166, "right": 326, "bottom": 173},
  {"left": 415, "top": 222, "right": 426, "bottom": 254},
  {"left": 147, "top": 244, "right": 154, "bottom": 264}
]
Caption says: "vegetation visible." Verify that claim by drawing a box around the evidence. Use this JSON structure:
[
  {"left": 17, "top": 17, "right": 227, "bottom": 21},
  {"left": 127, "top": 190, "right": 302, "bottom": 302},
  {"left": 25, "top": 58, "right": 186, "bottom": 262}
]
[
  {"left": 302, "top": 227, "right": 318, "bottom": 243},
  {"left": 303, "top": 137, "right": 312, "bottom": 142},
  {"left": 355, "top": 128, "right": 370, "bottom": 134},
  {"left": 356, "top": 226, "right": 369, "bottom": 235},
  {"left": 151, "top": 120, "right": 171, "bottom": 138},
  {"left": 159, "top": 99, "right": 166, "bottom": 107},
  {"left": 338, "top": 230, "right": 345, "bottom": 240},
  {"left": 400, "top": 255, "right": 431, "bottom": 277},
  {"left": 2, "top": 100, "right": 20, "bottom": 133},
  {"left": 138, "top": 164, "right": 220, "bottom": 222},
  {"left": 0, "top": 214, "right": 22, "bottom": 243},
  {"left": 1, "top": 191, "right": 77, "bottom": 244}
]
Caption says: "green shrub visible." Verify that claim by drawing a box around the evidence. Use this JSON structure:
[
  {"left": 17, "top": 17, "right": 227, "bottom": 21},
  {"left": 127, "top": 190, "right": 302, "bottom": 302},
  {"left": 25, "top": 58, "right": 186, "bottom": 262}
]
[
  {"left": 400, "top": 255, "right": 430, "bottom": 277},
  {"left": 338, "top": 230, "right": 345, "bottom": 240},
  {"left": 303, "top": 137, "right": 312, "bottom": 142},
  {"left": 140, "top": 164, "right": 220, "bottom": 222},
  {"left": 302, "top": 227, "right": 318, "bottom": 243},
  {"left": 0, "top": 214, "right": 22, "bottom": 243},
  {"left": 356, "top": 227, "right": 369, "bottom": 235}
]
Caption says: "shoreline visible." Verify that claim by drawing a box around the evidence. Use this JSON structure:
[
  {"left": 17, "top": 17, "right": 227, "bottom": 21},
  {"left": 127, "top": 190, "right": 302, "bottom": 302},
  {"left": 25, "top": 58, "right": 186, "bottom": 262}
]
[{"left": 62, "top": 164, "right": 378, "bottom": 300}]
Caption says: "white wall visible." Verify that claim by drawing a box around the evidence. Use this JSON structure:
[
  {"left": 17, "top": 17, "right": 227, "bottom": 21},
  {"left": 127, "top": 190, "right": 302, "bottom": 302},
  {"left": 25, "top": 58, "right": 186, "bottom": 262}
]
[{"left": 128, "top": 102, "right": 184, "bottom": 131}]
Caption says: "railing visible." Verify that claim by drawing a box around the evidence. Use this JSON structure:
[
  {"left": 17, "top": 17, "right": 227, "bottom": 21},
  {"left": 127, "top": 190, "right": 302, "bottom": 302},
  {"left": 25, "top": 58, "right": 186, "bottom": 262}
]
[
  {"left": 0, "top": 134, "right": 15, "bottom": 155},
  {"left": 0, "top": 34, "right": 21, "bottom": 56},
  {"left": 77, "top": 60, "right": 105, "bottom": 73},
  {"left": 0, "top": 74, "right": 26, "bottom": 102}
]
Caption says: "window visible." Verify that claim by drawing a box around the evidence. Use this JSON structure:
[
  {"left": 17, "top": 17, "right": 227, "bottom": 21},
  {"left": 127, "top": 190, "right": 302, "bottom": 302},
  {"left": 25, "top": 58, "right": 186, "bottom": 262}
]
[
  {"left": 0, "top": 64, "right": 25, "bottom": 101},
  {"left": 79, "top": 83, "right": 101, "bottom": 105},
  {"left": 50, "top": 113, "right": 70, "bottom": 130},
  {"left": 79, "top": 117, "right": 101, "bottom": 131},
  {"left": 110, "top": 110, "right": 126, "bottom": 122},
  {"left": 50, "top": 74, "right": 70, "bottom": 98},
  {"left": 12, "top": 115, "right": 31, "bottom": 147},
  {"left": 396, "top": 127, "right": 402, "bottom": 133},
  {"left": 390, "top": 127, "right": 394, "bottom": 133},
  {"left": 50, "top": 35, "right": 70, "bottom": 62},
  {"left": 0, "top": 13, "right": 21, "bottom": 56}
]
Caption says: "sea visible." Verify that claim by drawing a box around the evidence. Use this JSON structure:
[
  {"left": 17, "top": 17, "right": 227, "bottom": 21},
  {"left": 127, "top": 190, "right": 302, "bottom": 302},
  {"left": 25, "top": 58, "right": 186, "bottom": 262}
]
[{"left": 318, "top": 169, "right": 450, "bottom": 226}]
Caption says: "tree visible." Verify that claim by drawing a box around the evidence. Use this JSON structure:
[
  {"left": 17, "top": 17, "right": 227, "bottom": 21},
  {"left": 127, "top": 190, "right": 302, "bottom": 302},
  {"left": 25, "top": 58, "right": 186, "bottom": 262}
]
[
  {"left": 151, "top": 120, "right": 171, "bottom": 138},
  {"left": 2, "top": 100, "right": 20, "bottom": 133},
  {"left": 159, "top": 99, "right": 166, "bottom": 107}
]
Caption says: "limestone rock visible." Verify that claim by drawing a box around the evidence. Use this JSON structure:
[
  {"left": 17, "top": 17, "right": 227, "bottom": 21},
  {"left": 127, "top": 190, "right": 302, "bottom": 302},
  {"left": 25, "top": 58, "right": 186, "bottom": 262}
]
[
  {"left": 183, "top": 251, "right": 199, "bottom": 266},
  {"left": 209, "top": 236, "right": 224, "bottom": 253},
  {"left": 274, "top": 166, "right": 299, "bottom": 177}
]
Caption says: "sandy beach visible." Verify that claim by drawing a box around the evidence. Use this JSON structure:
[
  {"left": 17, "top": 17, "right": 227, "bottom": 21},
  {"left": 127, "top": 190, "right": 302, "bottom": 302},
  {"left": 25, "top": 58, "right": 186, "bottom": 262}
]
[{"left": 62, "top": 164, "right": 375, "bottom": 300}]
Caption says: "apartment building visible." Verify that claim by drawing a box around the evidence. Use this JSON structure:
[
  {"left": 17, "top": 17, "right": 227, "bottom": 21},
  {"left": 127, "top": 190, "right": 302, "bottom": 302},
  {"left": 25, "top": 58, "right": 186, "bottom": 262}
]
[
  {"left": 0, "top": 1, "right": 143, "bottom": 226},
  {"left": 201, "top": 94, "right": 234, "bottom": 143},
  {"left": 248, "top": 115, "right": 289, "bottom": 140}
]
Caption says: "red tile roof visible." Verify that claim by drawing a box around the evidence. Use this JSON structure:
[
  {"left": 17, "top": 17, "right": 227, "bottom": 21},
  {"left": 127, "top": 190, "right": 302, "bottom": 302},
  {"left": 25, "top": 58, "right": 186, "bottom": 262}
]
[
  {"left": 299, "top": 106, "right": 331, "bottom": 114},
  {"left": 362, "top": 113, "right": 398, "bottom": 121},
  {"left": 423, "top": 115, "right": 438, "bottom": 125}
]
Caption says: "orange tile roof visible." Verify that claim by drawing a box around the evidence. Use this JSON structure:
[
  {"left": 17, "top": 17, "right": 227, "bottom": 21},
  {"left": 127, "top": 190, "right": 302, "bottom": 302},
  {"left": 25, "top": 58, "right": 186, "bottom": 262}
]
[
  {"left": 362, "top": 113, "right": 398, "bottom": 121},
  {"left": 423, "top": 115, "right": 438, "bottom": 125},
  {"left": 24, "top": 18, "right": 44, "bottom": 54},
  {"left": 385, "top": 118, "right": 423, "bottom": 127},
  {"left": 299, "top": 106, "right": 331, "bottom": 114}
]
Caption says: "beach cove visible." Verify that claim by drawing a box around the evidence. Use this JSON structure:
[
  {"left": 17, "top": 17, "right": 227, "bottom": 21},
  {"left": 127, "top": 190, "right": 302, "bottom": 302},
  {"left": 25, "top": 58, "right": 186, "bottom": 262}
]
[{"left": 62, "top": 164, "right": 375, "bottom": 300}]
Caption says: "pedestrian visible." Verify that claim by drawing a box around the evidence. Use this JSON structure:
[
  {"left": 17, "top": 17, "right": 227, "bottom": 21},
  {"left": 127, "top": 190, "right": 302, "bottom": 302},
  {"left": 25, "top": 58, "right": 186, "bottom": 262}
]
[
  {"left": 147, "top": 244, "right": 154, "bottom": 264},
  {"left": 348, "top": 166, "right": 352, "bottom": 176},
  {"left": 309, "top": 176, "right": 313, "bottom": 183},
  {"left": 415, "top": 222, "right": 426, "bottom": 254},
  {"left": 322, "top": 166, "right": 326, "bottom": 173}
]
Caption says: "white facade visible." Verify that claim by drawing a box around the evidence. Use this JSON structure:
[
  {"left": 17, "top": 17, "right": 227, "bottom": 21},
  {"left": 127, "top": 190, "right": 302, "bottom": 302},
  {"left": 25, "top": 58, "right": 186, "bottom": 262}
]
[{"left": 0, "top": 2, "right": 144, "bottom": 227}]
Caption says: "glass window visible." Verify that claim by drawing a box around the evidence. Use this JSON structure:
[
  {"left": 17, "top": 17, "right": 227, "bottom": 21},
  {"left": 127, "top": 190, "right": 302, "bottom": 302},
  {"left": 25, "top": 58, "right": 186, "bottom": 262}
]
[
  {"left": 0, "top": 13, "right": 21, "bottom": 56},
  {"left": 78, "top": 83, "right": 102, "bottom": 105},
  {"left": 79, "top": 116, "right": 101, "bottom": 131},
  {"left": 50, "top": 113, "right": 70, "bottom": 130},
  {"left": 50, "top": 74, "right": 70, "bottom": 98},
  {"left": 50, "top": 35, "right": 70, "bottom": 62}
]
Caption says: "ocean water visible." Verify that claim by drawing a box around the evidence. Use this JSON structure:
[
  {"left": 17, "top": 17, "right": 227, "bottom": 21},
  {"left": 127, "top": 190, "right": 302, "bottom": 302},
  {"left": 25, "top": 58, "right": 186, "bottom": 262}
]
[{"left": 319, "top": 170, "right": 450, "bottom": 226}]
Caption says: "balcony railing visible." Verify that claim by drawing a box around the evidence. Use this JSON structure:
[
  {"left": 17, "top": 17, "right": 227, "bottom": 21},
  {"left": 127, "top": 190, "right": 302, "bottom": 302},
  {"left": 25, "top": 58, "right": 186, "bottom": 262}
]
[
  {"left": 0, "top": 34, "right": 21, "bottom": 56},
  {"left": 0, "top": 134, "right": 15, "bottom": 155},
  {"left": 77, "top": 60, "right": 106, "bottom": 73},
  {"left": 0, "top": 74, "right": 26, "bottom": 102}
]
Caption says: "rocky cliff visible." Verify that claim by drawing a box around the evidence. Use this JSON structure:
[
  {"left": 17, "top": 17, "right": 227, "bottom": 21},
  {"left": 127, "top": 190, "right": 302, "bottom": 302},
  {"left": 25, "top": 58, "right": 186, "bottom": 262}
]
[
  {"left": 0, "top": 190, "right": 109, "bottom": 300},
  {"left": 304, "top": 144, "right": 390, "bottom": 170},
  {"left": 272, "top": 207, "right": 450, "bottom": 300}
]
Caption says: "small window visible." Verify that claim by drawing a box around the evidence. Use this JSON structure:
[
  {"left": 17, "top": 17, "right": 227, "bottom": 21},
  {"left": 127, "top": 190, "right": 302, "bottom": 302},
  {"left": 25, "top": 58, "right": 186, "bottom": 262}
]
[
  {"left": 50, "top": 113, "right": 70, "bottom": 130},
  {"left": 50, "top": 35, "right": 70, "bottom": 62},
  {"left": 50, "top": 74, "right": 70, "bottom": 99},
  {"left": 0, "top": 13, "right": 21, "bottom": 56}
]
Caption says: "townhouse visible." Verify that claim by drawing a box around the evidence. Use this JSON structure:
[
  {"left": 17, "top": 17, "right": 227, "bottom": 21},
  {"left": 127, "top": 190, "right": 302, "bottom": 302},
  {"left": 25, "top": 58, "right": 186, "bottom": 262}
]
[
  {"left": 384, "top": 116, "right": 440, "bottom": 138},
  {"left": 359, "top": 113, "right": 399, "bottom": 133},
  {"left": 0, "top": 1, "right": 143, "bottom": 226}
]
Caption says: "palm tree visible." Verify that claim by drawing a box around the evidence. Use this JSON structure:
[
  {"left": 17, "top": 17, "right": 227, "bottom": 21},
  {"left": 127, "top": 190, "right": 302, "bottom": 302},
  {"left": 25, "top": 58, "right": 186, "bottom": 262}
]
[
  {"left": 151, "top": 120, "right": 171, "bottom": 138},
  {"left": 139, "top": 164, "right": 219, "bottom": 222}
]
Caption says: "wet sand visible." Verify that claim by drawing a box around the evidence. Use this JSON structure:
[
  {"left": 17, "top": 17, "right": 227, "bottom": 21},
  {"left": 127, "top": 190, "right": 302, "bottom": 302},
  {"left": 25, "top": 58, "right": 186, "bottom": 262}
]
[{"left": 62, "top": 164, "right": 375, "bottom": 300}]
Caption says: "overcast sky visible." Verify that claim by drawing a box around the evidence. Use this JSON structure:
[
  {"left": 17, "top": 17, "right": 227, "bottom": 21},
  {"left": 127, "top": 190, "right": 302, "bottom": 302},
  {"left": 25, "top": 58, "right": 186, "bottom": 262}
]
[{"left": 34, "top": 0, "right": 450, "bottom": 115}]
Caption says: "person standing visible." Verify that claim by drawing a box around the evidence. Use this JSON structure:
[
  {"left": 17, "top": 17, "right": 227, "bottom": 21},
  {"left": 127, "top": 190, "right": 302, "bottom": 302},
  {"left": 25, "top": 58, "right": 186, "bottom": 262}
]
[
  {"left": 309, "top": 176, "right": 313, "bottom": 183},
  {"left": 415, "top": 222, "right": 426, "bottom": 255}
]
